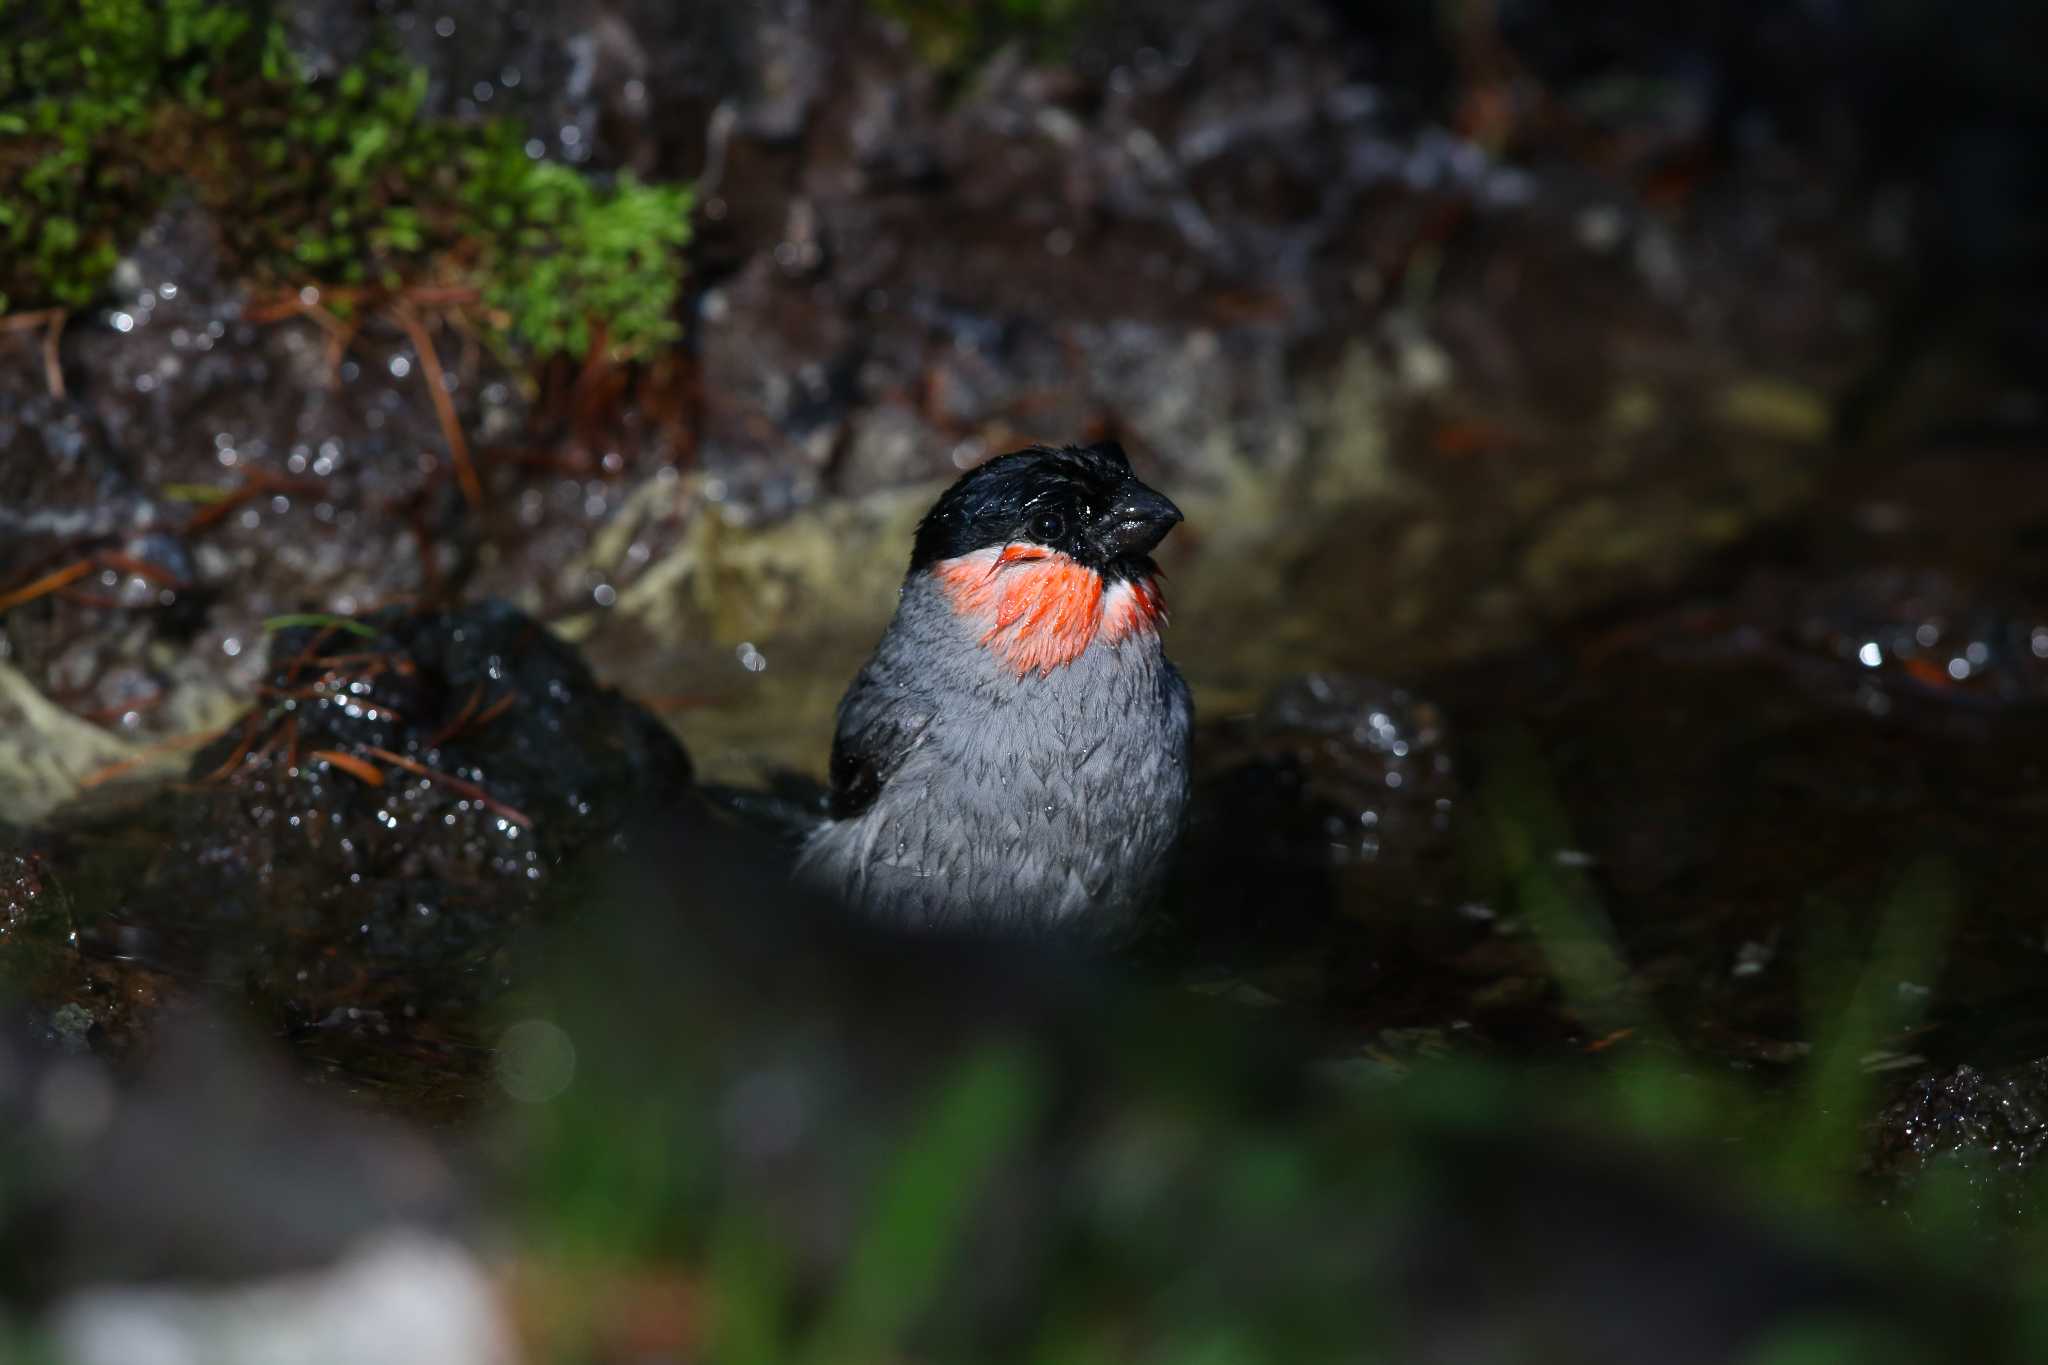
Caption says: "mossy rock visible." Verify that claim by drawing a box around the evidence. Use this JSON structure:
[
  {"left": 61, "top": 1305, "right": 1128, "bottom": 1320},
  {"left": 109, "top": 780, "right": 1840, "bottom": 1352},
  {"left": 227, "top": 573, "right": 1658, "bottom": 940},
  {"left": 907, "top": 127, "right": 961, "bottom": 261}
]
[{"left": 0, "top": 0, "right": 692, "bottom": 360}]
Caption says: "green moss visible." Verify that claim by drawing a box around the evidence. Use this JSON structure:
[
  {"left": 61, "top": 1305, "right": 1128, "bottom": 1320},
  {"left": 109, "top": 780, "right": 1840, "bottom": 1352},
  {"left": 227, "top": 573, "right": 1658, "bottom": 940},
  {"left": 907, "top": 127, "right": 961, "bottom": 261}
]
[
  {"left": 0, "top": 0, "right": 692, "bottom": 359},
  {"left": 0, "top": 0, "right": 268, "bottom": 310},
  {"left": 473, "top": 156, "right": 695, "bottom": 360}
]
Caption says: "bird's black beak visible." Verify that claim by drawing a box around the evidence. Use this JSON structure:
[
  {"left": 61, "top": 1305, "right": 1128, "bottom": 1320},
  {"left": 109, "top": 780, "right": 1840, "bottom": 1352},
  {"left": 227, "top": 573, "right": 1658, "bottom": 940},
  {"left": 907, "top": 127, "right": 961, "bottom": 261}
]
[{"left": 1097, "top": 482, "right": 1184, "bottom": 558}]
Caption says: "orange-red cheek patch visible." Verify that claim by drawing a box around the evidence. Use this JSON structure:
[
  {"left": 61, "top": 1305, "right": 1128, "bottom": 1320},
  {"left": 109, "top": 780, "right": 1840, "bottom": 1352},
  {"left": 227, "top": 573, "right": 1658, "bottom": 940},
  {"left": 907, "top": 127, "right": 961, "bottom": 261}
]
[
  {"left": 1100, "top": 576, "right": 1165, "bottom": 645},
  {"left": 935, "top": 546, "right": 1166, "bottom": 675}
]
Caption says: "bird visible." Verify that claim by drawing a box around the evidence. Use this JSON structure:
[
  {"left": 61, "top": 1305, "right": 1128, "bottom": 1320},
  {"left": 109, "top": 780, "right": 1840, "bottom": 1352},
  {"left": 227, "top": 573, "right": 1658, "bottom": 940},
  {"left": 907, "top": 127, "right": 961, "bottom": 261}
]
[{"left": 795, "top": 440, "right": 1192, "bottom": 937}]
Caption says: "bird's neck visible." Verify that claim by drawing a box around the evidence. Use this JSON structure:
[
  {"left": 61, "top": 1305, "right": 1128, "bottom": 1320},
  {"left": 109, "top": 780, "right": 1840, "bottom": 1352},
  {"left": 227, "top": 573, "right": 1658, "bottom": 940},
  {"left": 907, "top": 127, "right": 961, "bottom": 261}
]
[{"left": 930, "top": 545, "right": 1166, "bottom": 676}]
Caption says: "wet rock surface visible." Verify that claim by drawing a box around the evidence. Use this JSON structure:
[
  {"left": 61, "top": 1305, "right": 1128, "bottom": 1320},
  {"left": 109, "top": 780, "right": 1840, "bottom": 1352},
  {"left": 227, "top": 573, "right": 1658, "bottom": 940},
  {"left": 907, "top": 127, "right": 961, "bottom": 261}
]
[
  {"left": 1873, "top": 1060, "right": 2048, "bottom": 1219},
  {"left": 3, "top": 600, "right": 691, "bottom": 1108},
  {"left": 0, "top": 1015, "right": 459, "bottom": 1292},
  {"left": 1163, "top": 674, "right": 1464, "bottom": 1013},
  {"left": 4, "top": 0, "right": 1980, "bottom": 806}
]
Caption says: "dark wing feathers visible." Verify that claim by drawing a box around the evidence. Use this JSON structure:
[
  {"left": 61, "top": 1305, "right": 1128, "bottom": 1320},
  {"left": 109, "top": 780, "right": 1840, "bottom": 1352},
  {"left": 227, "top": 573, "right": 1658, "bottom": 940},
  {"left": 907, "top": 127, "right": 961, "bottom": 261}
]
[{"left": 827, "top": 670, "right": 929, "bottom": 821}]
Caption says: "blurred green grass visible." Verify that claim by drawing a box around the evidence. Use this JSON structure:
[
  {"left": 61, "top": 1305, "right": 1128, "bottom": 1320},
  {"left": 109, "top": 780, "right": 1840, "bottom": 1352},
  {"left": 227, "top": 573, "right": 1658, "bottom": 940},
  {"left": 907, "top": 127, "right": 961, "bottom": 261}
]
[
  {"left": 496, "top": 731, "right": 2048, "bottom": 1363},
  {"left": 4, "top": 725, "right": 2045, "bottom": 1361}
]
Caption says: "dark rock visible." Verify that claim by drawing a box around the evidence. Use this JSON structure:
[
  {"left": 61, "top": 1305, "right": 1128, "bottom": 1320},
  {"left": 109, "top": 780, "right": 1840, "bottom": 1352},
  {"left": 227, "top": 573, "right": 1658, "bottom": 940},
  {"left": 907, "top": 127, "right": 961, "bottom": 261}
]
[
  {"left": 1873, "top": 1059, "right": 2048, "bottom": 1219},
  {"left": 0, "top": 1011, "right": 458, "bottom": 1296},
  {"left": 1177, "top": 673, "right": 1460, "bottom": 944},
  {"left": 25, "top": 600, "right": 692, "bottom": 1103}
]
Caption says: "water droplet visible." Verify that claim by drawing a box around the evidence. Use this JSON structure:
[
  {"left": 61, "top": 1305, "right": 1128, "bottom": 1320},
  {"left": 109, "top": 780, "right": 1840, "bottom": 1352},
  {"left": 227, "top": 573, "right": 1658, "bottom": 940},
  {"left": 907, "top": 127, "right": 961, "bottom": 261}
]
[{"left": 496, "top": 1020, "right": 577, "bottom": 1103}]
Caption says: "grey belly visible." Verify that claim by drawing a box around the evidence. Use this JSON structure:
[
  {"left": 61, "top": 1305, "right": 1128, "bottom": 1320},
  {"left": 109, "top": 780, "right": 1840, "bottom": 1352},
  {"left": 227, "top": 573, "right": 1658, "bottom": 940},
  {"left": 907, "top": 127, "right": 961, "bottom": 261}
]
[{"left": 796, "top": 713, "right": 1187, "bottom": 933}]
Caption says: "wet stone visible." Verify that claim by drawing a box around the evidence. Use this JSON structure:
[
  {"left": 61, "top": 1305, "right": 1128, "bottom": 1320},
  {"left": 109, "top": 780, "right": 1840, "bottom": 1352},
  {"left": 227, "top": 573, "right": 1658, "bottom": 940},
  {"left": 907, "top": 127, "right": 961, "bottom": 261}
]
[
  {"left": 1776, "top": 570, "right": 2048, "bottom": 709},
  {"left": 2, "top": 196, "right": 528, "bottom": 762},
  {"left": 0, "top": 1013, "right": 460, "bottom": 1293},
  {"left": 16, "top": 600, "right": 692, "bottom": 1107},
  {"left": 1200, "top": 674, "right": 1457, "bottom": 876},
  {"left": 1625, "top": 568, "right": 2048, "bottom": 715},
  {"left": 1171, "top": 673, "right": 1460, "bottom": 955},
  {"left": 0, "top": 393, "right": 170, "bottom": 586},
  {"left": 0, "top": 397, "right": 211, "bottom": 736},
  {"left": 695, "top": 256, "right": 856, "bottom": 499},
  {"left": 1872, "top": 1059, "right": 2048, "bottom": 1219}
]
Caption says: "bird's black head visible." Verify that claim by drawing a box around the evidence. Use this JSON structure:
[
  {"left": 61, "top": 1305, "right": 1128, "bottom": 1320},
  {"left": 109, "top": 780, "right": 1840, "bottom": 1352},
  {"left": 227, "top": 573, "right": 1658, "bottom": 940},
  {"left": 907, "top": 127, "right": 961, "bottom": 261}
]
[{"left": 909, "top": 442, "right": 1184, "bottom": 581}]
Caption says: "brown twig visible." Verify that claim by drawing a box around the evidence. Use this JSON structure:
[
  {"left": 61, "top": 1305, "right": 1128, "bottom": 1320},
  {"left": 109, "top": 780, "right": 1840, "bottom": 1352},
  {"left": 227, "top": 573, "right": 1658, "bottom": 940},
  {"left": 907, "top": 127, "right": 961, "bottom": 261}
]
[
  {"left": 399, "top": 285, "right": 481, "bottom": 308},
  {"left": 202, "top": 714, "right": 264, "bottom": 781},
  {"left": 363, "top": 744, "right": 531, "bottom": 828},
  {"left": 94, "top": 550, "right": 188, "bottom": 588},
  {"left": 426, "top": 686, "right": 517, "bottom": 749},
  {"left": 182, "top": 470, "right": 327, "bottom": 533},
  {"left": 402, "top": 500, "right": 446, "bottom": 602},
  {"left": 0, "top": 559, "right": 96, "bottom": 614},
  {"left": 307, "top": 651, "right": 415, "bottom": 673},
  {"left": 472, "top": 691, "right": 517, "bottom": 728},
  {"left": 253, "top": 679, "right": 408, "bottom": 721},
  {"left": 78, "top": 690, "right": 168, "bottom": 725},
  {"left": 392, "top": 302, "right": 482, "bottom": 511},
  {"left": 311, "top": 748, "right": 386, "bottom": 786},
  {"left": 246, "top": 283, "right": 479, "bottom": 319},
  {"left": 76, "top": 725, "right": 230, "bottom": 790},
  {"left": 23, "top": 548, "right": 188, "bottom": 608},
  {"left": 426, "top": 685, "right": 484, "bottom": 750},
  {"left": 43, "top": 308, "right": 66, "bottom": 398},
  {"left": 56, "top": 589, "right": 141, "bottom": 610},
  {"left": 1, "top": 308, "right": 67, "bottom": 397},
  {"left": 242, "top": 291, "right": 358, "bottom": 383},
  {"left": 1583, "top": 1027, "right": 1637, "bottom": 1054},
  {"left": 280, "top": 623, "right": 347, "bottom": 677}
]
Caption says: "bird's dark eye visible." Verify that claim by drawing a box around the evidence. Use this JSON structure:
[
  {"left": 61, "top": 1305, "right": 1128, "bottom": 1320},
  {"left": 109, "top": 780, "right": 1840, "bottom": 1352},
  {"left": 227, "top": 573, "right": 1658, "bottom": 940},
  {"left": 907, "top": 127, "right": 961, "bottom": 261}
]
[{"left": 1028, "top": 510, "right": 1066, "bottom": 543}]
